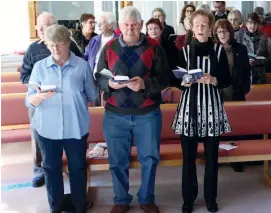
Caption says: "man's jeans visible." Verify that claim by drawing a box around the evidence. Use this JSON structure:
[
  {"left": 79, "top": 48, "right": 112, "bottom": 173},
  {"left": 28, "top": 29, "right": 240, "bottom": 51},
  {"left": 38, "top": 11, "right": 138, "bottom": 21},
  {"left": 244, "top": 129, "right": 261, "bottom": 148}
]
[
  {"left": 28, "top": 108, "right": 43, "bottom": 178},
  {"left": 36, "top": 133, "right": 88, "bottom": 212},
  {"left": 103, "top": 108, "right": 162, "bottom": 205}
]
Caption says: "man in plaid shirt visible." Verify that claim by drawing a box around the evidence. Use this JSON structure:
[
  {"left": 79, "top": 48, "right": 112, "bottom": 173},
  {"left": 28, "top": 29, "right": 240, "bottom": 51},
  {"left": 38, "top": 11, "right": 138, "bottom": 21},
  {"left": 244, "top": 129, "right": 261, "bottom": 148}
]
[{"left": 95, "top": 6, "right": 169, "bottom": 213}]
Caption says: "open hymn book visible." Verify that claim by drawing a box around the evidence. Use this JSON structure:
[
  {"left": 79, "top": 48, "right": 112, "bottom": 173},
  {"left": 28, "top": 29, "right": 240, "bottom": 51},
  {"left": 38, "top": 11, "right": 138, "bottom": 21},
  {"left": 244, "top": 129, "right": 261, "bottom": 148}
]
[
  {"left": 25, "top": 82, "right": 57, "bottom": 93},
  {"left": 98, "top": 68, "right": 130, "bottom": 83},
  {"left": 248, "top": 53, "right": 266, "bottom": 60},
  {"left": 172, "top": 66, "right": 204, "bottom": 83}
]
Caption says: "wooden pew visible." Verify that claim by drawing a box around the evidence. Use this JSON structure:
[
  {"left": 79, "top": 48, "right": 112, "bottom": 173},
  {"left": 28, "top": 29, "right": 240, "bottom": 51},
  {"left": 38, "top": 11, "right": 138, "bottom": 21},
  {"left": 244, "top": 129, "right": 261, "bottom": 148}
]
[
  {"left": 2, "top": 85, "right": 271, "bottom": 143},
  {"left": 161, "top": 84, "right": 271, "bottom": 103},
  {"left": 1, "top": 93, "right": 30, "bottom": 143},
  {"left": 61, "top": 102, "right": 271, "bottom": 189},
  {"left": 246, "top": 84, "right": 271, "bottom": 101},
  {"left": 1, "top": 72, "right": 20, "bottom": 83},
  {"left": 1, "top": 93, "right": 271, "bottom": 187},
  {"left": 266, "top": 73, "right": 271, "bottom": 84},
  {"left": 1, "top": 82, "right": 27, "bottom": 94}
]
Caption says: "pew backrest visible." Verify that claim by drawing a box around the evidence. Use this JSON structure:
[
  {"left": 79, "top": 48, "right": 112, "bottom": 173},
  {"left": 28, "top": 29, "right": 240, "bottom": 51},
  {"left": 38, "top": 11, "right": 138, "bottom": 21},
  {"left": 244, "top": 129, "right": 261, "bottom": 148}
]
[
  {"left": 1, "top": 93, "right": 28, "bottom": 126},
  {"left": 1, "top": 82, "right": 27, "bottom": 94},
  {"left": 246, "top": 84, "right": 271, "bottom": 101},
  {"left": 266, "top": 73, "right": 271, "bottom": 84},
  {"left": 1, "top": 72, "right": 20, "bottom": 83}
]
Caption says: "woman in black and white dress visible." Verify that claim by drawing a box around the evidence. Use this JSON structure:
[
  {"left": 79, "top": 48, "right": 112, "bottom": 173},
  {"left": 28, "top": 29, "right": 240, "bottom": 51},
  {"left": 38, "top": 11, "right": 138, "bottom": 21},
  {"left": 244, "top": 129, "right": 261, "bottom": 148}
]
[{"left": 172, "top": 10, "right": 232, "bottom": 213}]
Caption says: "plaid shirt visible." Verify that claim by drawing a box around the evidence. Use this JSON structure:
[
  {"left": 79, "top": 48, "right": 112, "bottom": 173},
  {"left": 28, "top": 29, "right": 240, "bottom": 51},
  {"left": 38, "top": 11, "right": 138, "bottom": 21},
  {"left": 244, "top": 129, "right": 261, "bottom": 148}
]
[{"left": 96, "top": 33, "right": 169, "bottom": 115}]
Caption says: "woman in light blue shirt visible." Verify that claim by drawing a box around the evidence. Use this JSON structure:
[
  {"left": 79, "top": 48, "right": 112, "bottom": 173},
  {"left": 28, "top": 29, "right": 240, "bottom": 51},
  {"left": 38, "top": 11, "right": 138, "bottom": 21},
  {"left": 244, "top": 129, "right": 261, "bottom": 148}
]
[{"left": 26, "top": 24, "right": 96, "bottom": 213}]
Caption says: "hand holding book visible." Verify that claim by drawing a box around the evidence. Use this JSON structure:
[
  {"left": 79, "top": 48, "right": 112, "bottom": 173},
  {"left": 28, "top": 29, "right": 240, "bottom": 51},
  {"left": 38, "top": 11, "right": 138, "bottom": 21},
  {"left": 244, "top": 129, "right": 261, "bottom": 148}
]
[{"left": 172, "top": 66, "right": 204, "bottom": 84}]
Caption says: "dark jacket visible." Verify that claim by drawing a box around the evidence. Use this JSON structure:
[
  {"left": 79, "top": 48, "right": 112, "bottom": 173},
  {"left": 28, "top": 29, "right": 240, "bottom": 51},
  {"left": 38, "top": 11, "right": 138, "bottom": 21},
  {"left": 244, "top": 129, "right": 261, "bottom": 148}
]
[
  {"left": 235, "top": 28, "right": 271, "bottom": 84},
  {"left": 228, "top": 42, "right": 251, "bottom": 101},
  {"left": 161, "top": 22, "right": 175, "bottom": 40},
  {"left": 160, "top": 35, "right": 179, "bottom": 86},
  {"left": 20, "top": 40, "right": 82, "bottom": 84},
  {"left": 72, "top": 30, "right": 97, "bottom": 53},
  {"left": 212, "top": 10, "right": 230, "bottom": 21}
]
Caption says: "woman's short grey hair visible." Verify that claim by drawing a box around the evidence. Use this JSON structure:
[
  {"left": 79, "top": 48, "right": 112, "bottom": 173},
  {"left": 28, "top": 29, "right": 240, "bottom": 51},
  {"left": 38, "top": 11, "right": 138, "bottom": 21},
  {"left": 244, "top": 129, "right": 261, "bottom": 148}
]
[
  {"left": 100, "top": 11, "right": 117, "bottom": 30},
  {"left": 196, "top": 4, "right": 211, "bottom": 12},
  {"left": 37, "top": 12, "right": 57, "bottom": 26},
  {"left": 119, "top": 6, "right": 142, "bottom": 23},
  {"left": 152, "top": 7, "right": 166, "bottom": 20},
  {"left": 254, "top": 7, "right": 264, "bottom": 16},
  {"left": 44, "top": 24, "right": 71, "bottom": 44},
  {"left": 228, "top": 10, "right": 243, "bottom": 24}
]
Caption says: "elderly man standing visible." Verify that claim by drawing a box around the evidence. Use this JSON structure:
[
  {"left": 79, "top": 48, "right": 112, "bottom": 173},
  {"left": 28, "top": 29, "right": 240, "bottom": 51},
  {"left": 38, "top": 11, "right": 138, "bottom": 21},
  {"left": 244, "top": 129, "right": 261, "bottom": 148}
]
[
  {"left": 95, "top": 6, "right": 169, "bottom": 213},
  {"left": 20, "top": 12, "right": 82, "bottom": 188}
]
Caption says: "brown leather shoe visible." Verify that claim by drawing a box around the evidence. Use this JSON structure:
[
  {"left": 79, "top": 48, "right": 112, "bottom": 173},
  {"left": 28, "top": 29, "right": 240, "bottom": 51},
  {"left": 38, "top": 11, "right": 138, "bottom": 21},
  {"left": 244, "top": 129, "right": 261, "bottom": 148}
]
[
  {"left": 140, "top": 203, "right": 160, "bottom": 213},
  {"left": 110, "top": 204, "right": 130, "bottom": 213}
]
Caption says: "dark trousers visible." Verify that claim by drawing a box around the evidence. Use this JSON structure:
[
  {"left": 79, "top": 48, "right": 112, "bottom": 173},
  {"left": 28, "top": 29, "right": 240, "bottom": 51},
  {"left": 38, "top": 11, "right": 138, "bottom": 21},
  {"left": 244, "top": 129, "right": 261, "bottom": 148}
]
[
  {"left": 180, "top": 135, "right": 219, "bottom": 204},
  {"left": 36, "top": 133, "right": 88, "bottom": 213},
  {"left": 28, "top": 108, "right": 43, "bottom": 177},
  {"left": 103, "top": 108, "right": 162, "bottom": 205}
]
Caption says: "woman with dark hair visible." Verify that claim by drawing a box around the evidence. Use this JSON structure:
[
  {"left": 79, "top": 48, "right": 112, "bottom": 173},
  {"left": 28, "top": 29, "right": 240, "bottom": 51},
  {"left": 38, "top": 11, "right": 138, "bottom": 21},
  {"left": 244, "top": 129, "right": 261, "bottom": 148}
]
[
  {"left": 236, "top": 12, "right": 271, "bottom": 84},
  {"left": 146, "top": 18, "right": 178, "bottom": 86},
  {"left": 213, "top": 19, "right": 251, "bottom": 101},
  {"left": 213, "top": 19, "right": 251, "bottom": 173},
  {"left": 172, "top": 9, "right": 232, "bottom": 213},
  {"left": 177, "top": 4, "right": 196, "bottom": 35}
]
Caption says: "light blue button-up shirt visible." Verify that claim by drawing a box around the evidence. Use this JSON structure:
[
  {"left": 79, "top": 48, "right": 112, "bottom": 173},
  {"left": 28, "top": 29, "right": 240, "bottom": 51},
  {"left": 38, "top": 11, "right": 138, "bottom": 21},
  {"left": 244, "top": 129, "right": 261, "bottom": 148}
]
[{"left": 26, "top": 52, "right": 97, "bottom": 140}]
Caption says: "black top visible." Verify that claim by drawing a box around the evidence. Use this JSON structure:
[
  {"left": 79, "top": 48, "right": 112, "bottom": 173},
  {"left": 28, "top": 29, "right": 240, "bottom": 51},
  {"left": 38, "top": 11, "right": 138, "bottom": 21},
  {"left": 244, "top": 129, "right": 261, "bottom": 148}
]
[
  {"left": 228, "top": 41, "right": 251, "bottom": 100},
  {"left": 161, "top": 22, "right": 175, "bottom": 40},
  {"left": 171, "top": 39, "right": 232, "bottom": 137},
  {"left": 72, "top": 30, "right": 97, "bottom": 53},
  {"left": 213, "top": 10, "right": 230, "bottom": 21}
]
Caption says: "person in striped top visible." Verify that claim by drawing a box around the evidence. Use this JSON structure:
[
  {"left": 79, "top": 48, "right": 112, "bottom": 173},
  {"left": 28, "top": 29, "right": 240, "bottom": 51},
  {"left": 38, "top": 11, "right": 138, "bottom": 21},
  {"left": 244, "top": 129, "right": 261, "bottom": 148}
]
[{"left": 171, "top": 9, "right": 232, "bottom": 213}]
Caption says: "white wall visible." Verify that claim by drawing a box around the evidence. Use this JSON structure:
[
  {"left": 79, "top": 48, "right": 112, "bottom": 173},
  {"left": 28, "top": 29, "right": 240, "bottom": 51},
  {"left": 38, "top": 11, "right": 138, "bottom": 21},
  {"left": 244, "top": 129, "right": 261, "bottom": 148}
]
[
  {"left": 0, "top": 0, "right": 30, "bottom": 53},
  {"left": 37, "top": 1, "right": 94, "bottom": 20},
  {"left": 133, "top": 1, "right": 178, "bottom": 33},
  {"left": 254, "top": 1, "right": 270, "bottom": 13}
]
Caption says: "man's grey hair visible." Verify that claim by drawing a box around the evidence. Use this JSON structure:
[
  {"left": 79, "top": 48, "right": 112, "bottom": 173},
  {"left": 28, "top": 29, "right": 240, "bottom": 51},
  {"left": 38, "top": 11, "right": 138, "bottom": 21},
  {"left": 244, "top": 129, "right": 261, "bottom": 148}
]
[
  {"left": 197, "top": 4, "right": 211, "bottom": 12},
  {"left": 152, "top": 7, "right": 166, "bottom": 20},
  {"left": 44, "top": 24, "right": 71, "bottom": 44},
  {"left": 228, "top": 10, "right": 243, "bottom": 24},
  {"left": 37, "top": 12, "right": 57, "bottom": 25},
  {"left": 100, "top": 11, "right": 117, "bottom": 30},
  {"left": 119, "top": 6, "right": 142, "bottom": 23}
]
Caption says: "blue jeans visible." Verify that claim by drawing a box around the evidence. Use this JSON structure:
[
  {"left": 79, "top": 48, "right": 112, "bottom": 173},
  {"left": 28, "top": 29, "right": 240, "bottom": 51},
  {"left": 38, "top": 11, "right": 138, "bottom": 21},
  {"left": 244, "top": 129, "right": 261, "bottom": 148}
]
[
  {"left": 36, "top": 133, "right": 88, "bottom": 213},
  {"left": 103, "top": 108, "right": 162, "bottom": 205}
]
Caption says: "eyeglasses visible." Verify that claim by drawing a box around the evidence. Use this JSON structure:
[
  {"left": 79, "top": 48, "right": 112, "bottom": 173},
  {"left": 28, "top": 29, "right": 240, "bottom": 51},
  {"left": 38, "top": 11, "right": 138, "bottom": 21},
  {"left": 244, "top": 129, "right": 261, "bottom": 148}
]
[
  {"left": 46, "top": 43, "right": 66, "bottom": 49},
  {"left": 186, "top": 9, "right": 194, "bottom": 13},
  {"left": 216, "top": 30, "right": 229, "bottom": 35},
  {"left": 247, "top": 21, "right": 258, "bottom": 25}
]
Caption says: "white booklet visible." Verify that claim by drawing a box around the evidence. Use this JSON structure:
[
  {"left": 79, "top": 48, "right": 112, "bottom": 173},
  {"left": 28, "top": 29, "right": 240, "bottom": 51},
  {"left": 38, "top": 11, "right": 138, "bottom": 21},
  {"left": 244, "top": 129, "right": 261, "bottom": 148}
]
[
  {"left": 99, "top": 68, "right": 130, "bottom": 83},
  {"left": 248, "top": 53, "right": 266, "bottom": 60},
  {"left": 25, "top": 82, "right": 57, "bottom": 93},
  {"left": 219, "top": 143, "right": 238, "bottom": 151},
  {"left": 172, "top": 66, "right": 204, "bottom": 82}
]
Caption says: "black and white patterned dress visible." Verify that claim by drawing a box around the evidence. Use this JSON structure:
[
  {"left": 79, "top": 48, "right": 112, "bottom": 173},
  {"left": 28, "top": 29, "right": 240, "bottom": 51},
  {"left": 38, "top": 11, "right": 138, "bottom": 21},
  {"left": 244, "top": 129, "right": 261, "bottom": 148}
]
[{"left": 172, "top": 40, "right": 232, "bottom": 137}]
